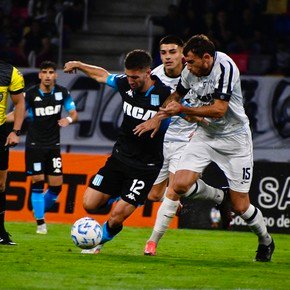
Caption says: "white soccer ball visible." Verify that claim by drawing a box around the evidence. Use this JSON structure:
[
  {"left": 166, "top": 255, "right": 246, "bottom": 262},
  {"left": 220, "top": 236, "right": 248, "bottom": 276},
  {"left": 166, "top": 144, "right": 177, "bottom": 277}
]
[{"left": 71, "top": 217, "right": 103, "bottom": 249}]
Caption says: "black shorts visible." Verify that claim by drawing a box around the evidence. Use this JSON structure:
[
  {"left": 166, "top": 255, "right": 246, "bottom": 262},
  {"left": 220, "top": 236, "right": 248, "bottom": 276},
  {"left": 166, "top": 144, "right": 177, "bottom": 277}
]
[
  {"left": 89, "top": 156, "right": 161, "bottom": 207},
  {"left": 25, "top": 147, "right": 62, "bottom": 176},
  {"left": 0, "top": 124, "right": 9, "bottom": 170}
]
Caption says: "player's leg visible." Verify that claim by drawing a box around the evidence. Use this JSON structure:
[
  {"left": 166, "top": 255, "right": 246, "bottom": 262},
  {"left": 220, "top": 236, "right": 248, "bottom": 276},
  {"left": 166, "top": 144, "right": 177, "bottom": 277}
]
[
  {"left": 215, "top": 130, "right": 274, "bottom": 261},
  {"left": 230, "top": 189, "right": 274, "bottom": 261},
  {"left": 26, "top": 147, "right": 47, "bottom": 233},
  {"left": 144, "top": 172, "right": 179, "bottom": 256},
  {"left": 30, "top": 174, "right": 46, "bottom": 234},
  {"left": 0, "top": 168, "right": 15, "bottom": 245},
  {"left": 0, "top": 128, "right": 16, "bottom": 245},
  {"left": 44, "top": 149, "right": 63, "bottom": 212},
  {"left": 147, "top": 141, "right": 170, "bottom": 202}
]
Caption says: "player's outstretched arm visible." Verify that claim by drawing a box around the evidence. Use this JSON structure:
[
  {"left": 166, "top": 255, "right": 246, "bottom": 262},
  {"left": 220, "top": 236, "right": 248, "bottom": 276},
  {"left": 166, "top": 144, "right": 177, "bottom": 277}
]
[{"left": 63, "top": 61, "right": 110, "bottom": 84}]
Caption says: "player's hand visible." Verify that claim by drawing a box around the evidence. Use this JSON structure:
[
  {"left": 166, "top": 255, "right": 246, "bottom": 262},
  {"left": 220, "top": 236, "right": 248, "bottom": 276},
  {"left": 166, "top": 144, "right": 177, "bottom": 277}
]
[
  {"left": 58, "top": 118, "right": 70, "bottom": 127},
  {"left": 5, "top": 132, "right": 20, "bottom": 147},
  {"left": 160, "top": 101, "right": 181, "bottom": 115},
  {"left": 133, "top": 117, "right": 161, "bottom": 138},
  {"left": 63, "top": 61, "right": 78, "bottom": 74}
]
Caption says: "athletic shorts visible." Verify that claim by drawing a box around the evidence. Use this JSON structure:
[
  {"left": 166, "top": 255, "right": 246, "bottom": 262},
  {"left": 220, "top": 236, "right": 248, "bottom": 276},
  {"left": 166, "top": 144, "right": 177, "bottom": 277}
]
[
  {"left": 177, "top": 128, "right": 253, "bottom": 193},
  {"left": 154, "top": 141, "right": 187, "bottom": 185},
  {"left": 89, "top": 155, "right": 161, "bottom": 207},
  {"left": 25, "top": 147, "right": 62, "bottom": 176},
  {"left": 0, "top": 124, "right": 9, "bottom": 170}
]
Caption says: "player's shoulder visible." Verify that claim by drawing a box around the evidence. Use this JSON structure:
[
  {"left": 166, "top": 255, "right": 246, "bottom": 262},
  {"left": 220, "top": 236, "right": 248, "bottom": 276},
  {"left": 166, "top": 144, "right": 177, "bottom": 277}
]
[
  {"left": 151, "top": 64, "right": 164, "bottom": 77},
  {"left": 152, "top": 75, "right": 171, "bottom": 91},
  {"left": 215, "top": 52, "right": 238, "bottom": 70}
]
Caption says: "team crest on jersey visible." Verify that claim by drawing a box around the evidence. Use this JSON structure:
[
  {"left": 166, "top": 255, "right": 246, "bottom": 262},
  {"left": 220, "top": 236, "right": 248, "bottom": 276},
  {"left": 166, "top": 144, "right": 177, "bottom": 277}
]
[
  {"left": 33, "top": 162, "right": 42, "bottom": 172},
  {"left": 55, "top": 92, "right": 63, "bottom": 101},
  {"left": 150, "top": 94, "right": 160, "bottom": 106},
  {"left": 0, "top": 93, "right": 3, "bottom": 102}
]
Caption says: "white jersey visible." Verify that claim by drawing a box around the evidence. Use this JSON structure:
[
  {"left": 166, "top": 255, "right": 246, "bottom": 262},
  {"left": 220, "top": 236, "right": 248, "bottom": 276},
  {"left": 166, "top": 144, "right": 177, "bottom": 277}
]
[
  {"left": 152, "top": 64, "right": 197, "bottom": 142},
  {"left": 178, "top": 52, "right": 250, "bottom": 136}
]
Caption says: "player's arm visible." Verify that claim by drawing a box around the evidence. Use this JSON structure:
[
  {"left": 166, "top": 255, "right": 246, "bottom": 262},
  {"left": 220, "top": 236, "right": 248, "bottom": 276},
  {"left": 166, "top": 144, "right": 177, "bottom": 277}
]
[
  {"left": 58, "top": 91, "right": 78, "bottom": 127},
  {"left": 161, "top": 98, "right": 228, "bottom": 118},
  {"left": 63, "top": 61, "right": 110, "bottom": 83},
  {"left": 5, "top": 92, "right": 25, "bottom": 146},
  {"left": 5, "top": 68, "right": 25, "bottom": 147}
]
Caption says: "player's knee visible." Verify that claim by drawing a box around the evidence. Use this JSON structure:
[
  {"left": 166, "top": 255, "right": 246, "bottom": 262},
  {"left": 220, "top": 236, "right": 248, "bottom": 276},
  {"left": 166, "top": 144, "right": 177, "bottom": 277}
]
[
  {"left": 231, "top": 202, "right": 249, "bottom": 215},
  {"left": 82, "top": 199, "right": 95, "bottom": 212},
  {"left": 147, "top": 191, "right": 163, "bottom": 201},
  {"left": 173, "top": 182, "right": 189, "bottom": 196}
]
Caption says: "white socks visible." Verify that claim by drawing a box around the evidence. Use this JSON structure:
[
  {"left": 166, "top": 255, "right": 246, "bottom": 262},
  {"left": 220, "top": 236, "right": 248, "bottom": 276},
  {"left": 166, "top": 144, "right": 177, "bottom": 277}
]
[
  {"left": 148, "top": 196, "right": 180, "bottom": 245},
  {"left": 241, "top": 204, "right": 272, "bottom": 246},
  {"left": 182, "top": 179, "right": 224, "bottom": 204}
]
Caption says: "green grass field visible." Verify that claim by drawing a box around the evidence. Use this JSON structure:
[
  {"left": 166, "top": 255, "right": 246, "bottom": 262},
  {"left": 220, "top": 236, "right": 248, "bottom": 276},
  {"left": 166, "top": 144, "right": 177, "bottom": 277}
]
[{"left": 0, "top": 222, "right": 289, "bottom": 290}]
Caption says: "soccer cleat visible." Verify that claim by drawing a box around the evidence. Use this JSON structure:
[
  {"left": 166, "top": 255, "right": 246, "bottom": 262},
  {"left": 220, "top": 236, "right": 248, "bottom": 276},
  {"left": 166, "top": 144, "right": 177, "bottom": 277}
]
[
  {"left": 144, "top": 241, "right": 157, "bottom": 256},
  {"left": 0, "top": 231, "right": 16, "bottom": 245},
  {"left": 217, "top": 187, "right": 233, "bottom": 230},
  {"left": 255, "top": 239, "right": 275, "bottom": 262},
  {"left": 81, "top": 244, "right": 103, "bottom": 254},
  {"left": 36, "top": 223, "right": 47, "bottom": 234}
]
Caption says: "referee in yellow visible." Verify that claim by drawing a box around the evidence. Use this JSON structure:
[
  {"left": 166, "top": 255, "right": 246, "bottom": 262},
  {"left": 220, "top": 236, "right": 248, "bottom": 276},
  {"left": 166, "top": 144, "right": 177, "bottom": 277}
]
[{"left": 0, "top": 61, "right": 25, "bottom": 245}]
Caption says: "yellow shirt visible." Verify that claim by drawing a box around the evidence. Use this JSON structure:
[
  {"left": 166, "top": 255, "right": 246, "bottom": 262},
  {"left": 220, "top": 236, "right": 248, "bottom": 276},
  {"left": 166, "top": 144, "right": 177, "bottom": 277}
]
[{"left": 0, "top": 61, "right": 25, "bottom": 126}]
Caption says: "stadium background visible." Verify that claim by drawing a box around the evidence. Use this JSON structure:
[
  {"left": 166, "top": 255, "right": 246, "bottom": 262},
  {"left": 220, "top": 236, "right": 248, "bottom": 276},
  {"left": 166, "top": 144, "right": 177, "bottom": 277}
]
[{"left": 2, "top": 0, "right": 290, "bottom": 234}]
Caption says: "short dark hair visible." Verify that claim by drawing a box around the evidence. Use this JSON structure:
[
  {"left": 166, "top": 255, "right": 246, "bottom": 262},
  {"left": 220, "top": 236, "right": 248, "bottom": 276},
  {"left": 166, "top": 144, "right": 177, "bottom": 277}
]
[
  {"left": 39, "top": 61, "right": 57, "bottom": 71},
  {"left": 183, "top": 34, "right": 215, "bottom": 58},
  {"left": 124, "top": 49, "right": 152, "bottom": 70},
  {"left": 159, "top": 35, "right": 184, "bottom": 47}
]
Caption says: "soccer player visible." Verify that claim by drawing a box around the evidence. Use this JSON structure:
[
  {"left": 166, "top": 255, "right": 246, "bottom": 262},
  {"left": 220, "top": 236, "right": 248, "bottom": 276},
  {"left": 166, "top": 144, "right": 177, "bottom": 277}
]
[
  {"left": 135, "top": 34, "right": 275, "bottom": 262},
  {"left": 8, "top": 61, "right": 78, "bottom": 234},
  {"left": 63, "top": 49, "right": 172, "bottom": 254},
  {"left": 144, "top": 35, "right": 232, "bottom": 256},
  {"left": 0, "top": 61, "right": 25, "bottom": 245}
]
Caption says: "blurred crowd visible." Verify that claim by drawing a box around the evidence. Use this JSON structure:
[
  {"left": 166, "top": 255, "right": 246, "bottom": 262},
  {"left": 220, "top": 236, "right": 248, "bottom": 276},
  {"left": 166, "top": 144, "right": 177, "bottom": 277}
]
[
  {"left": 152, "top": 0, "right": 290, "bottom": 75},
  {"left": 0, "top": 0, "right": 84, "bottom": 67}
]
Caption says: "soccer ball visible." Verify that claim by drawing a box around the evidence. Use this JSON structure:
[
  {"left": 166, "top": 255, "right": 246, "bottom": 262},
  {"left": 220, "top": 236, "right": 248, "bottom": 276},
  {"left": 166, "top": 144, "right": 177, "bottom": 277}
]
[{"left": 71, "top": 217, "right": 103, "bottom": 249}]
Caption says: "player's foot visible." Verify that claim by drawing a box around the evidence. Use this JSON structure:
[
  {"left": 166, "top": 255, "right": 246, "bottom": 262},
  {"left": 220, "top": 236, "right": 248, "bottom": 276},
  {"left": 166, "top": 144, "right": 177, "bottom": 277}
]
[
  {"left": 217, "top": 187, "right": 233, "bottom": 230},
  {"left": 36, "top": 223, "right": 47, "bottom": 234},
  {"left": 0, "top": 231, "right": 16, "bottom": 245},
  {"left": 81, "top": 244, "right": 103, "bottom": 254},
  {"left": 255, "top": 239, "right": 275, "bottom": 262},
  {"left": 144, "top": 240, "right": 157, "bottom": 256}
]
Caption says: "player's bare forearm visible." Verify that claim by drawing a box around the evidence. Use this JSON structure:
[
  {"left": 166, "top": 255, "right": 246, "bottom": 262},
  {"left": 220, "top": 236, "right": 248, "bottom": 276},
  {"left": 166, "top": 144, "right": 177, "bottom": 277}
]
[
  {"left": 63, "top": 61, "right": 109, "bottom": 83},
  {"left": 161, "top": 99, "right": 228, "bottom": 118}
]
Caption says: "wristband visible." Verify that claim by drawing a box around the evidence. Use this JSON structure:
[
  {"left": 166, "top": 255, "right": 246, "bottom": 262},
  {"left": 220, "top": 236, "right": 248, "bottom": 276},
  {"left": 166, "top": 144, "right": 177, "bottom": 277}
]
[{"left": 66, "top": 116, "right": 73, "bottom": 124}]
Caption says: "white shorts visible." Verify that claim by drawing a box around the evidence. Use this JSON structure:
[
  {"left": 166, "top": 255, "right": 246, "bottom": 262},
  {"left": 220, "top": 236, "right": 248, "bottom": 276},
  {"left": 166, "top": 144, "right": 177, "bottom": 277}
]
[
  {"left": 154, "top": 141, "right": 187, "bottom": 185},
  {"left": 177, "top": 129, "right": 253, "bottom": 193}
]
